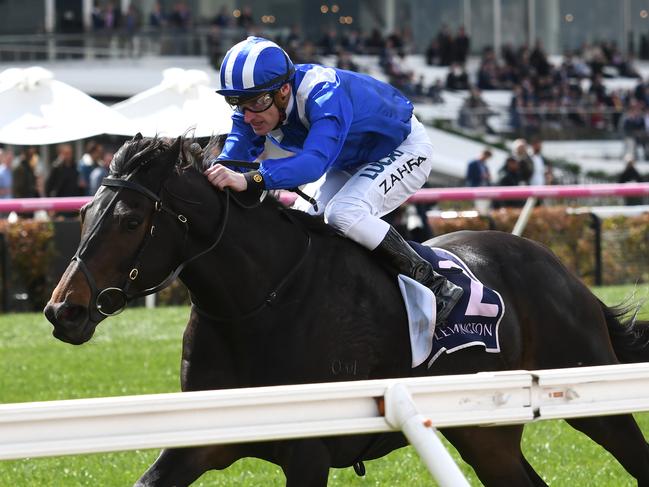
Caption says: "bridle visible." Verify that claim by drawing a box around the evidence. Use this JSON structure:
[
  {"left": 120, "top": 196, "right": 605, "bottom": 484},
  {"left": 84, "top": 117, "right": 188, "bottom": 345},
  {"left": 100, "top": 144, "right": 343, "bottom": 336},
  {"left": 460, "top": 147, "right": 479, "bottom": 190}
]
[{"left": 73, "top": 161, "right": 311, "bottom": 324}]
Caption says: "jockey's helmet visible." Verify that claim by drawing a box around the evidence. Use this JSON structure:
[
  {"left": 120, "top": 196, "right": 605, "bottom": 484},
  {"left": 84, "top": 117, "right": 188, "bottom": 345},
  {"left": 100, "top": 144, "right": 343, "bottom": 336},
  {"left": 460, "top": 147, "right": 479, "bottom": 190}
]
[{"left": 216, "top": 36, "right": 295, "bottom": 106}]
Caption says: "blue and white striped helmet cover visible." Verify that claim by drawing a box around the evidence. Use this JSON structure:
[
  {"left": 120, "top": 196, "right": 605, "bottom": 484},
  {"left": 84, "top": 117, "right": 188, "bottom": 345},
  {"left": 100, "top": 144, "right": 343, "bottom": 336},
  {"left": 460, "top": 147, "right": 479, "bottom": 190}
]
[{"left": 216, "top": 36, "right": 295, "bottom": 99}]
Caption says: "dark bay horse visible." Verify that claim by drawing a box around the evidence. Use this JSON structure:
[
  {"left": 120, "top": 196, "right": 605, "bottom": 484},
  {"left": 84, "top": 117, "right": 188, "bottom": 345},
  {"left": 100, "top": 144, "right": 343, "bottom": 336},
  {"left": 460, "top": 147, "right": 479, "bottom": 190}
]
[{"left": 44, "top": 135, "right": 649, "bottom": 487}]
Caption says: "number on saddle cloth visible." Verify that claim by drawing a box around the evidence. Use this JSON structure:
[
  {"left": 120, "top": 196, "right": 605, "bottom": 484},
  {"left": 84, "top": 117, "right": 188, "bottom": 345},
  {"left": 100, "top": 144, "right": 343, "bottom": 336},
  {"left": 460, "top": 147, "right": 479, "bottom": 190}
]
[{"left": 406, "top": 242, "right": 505, "bottom": 368}]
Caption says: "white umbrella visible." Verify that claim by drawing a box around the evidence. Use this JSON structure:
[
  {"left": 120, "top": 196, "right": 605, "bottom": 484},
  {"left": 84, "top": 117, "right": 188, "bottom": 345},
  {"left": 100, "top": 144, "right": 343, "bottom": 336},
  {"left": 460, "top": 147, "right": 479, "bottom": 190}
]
[
  {"left": 112, "top": 68, "right": 233, "bottom": 138},
  {"left": 0, "top": 66, "right": 133, "bottom": 145}
]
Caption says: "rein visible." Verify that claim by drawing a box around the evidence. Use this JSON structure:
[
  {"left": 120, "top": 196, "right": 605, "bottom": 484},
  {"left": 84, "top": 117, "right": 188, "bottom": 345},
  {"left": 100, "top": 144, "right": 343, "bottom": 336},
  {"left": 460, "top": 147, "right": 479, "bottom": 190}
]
[
  {"left": 191, "top": 194, "right": 312, "bottom": 323},
  {"left": 218, "top": 159, "right": 319, "bottom": 211},
  {"left": 75, "top": 162, "right": 311, "bottom": 323}
]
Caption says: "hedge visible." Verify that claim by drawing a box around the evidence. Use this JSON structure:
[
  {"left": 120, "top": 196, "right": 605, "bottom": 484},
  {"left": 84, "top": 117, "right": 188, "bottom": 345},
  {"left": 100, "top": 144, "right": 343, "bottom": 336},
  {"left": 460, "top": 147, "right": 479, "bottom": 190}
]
[
  {"left": 2, "top": 207, "right": 648, "bottom": 311},
  {"left": 429, "top": 206, "right": 649, "bottom": 286},
  {"left": 0, "top": 220, "right": 56, "bottom": 311}
]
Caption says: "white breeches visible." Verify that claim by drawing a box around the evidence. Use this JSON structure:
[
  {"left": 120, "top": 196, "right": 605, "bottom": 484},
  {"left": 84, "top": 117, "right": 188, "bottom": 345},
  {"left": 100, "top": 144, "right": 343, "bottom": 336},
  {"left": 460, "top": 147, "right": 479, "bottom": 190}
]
[{"left": 292, "top": 115, "right": 434, "bottom": 250}]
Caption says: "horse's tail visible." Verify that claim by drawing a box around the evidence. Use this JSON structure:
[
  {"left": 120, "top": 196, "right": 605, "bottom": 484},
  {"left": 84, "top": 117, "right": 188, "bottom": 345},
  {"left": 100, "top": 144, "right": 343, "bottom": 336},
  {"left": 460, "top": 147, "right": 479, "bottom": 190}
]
[{"left": 602, "top": 299, "right": 649, "bottom": 363}]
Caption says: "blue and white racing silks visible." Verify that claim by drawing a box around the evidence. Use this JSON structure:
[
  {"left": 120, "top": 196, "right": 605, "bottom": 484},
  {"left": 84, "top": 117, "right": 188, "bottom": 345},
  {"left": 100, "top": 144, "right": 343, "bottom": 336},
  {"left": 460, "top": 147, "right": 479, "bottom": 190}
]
[{"left": 216, "top": 64, "right": 414, "bottom": 190}]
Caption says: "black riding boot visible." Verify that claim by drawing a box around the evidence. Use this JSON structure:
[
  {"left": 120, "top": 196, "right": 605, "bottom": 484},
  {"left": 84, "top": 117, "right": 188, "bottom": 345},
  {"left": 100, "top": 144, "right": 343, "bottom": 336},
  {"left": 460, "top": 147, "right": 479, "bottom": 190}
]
[{"left": 373, "top": 227, "right": 463, "bottom": 324}]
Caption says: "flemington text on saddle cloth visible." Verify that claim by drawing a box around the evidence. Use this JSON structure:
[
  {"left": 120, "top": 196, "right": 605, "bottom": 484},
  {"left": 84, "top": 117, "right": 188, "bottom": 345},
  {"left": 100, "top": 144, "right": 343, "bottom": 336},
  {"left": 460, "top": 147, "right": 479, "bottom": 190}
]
[{"left": 399, "top": 243, "right": 506, "bottom": 368}]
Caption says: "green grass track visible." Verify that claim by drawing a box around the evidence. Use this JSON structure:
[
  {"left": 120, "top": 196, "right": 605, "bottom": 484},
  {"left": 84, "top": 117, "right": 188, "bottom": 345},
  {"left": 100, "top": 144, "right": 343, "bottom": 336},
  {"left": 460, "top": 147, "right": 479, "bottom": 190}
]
[{"left": 1, "top": 284, "right": 648, "bottom": 486}]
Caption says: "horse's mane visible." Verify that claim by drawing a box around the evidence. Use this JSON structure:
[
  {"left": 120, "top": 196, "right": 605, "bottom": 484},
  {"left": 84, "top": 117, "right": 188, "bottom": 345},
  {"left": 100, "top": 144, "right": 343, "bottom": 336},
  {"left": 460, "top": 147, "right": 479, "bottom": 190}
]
[
  {"left": 111, "top": 134, "right": 339, "bottom": 237},
  {"left": 110, "top": 135, "right": 171, "bottom": 176},
  {"left": 110, "top": 133, "right": 229, "bottom": 177},
  {"left": 278, "top": 204, "right": 341, "bottom": 238}
]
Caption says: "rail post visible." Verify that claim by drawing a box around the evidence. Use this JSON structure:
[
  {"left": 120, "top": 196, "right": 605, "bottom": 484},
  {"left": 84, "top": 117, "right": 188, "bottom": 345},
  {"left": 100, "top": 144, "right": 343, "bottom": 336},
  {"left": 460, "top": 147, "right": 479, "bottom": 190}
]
[
  {"left": 512, "top": 196, "right": 537, "bottom": 237},
  {"left": 384, "top": 383, "right": 471, "bottom": 487}
]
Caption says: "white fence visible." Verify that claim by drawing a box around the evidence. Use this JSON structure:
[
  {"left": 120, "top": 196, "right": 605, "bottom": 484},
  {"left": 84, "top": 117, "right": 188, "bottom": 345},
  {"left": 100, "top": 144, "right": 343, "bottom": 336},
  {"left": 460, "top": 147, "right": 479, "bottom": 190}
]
[{"left": 3, "top": 363, "right": 649, "bottom": 485}]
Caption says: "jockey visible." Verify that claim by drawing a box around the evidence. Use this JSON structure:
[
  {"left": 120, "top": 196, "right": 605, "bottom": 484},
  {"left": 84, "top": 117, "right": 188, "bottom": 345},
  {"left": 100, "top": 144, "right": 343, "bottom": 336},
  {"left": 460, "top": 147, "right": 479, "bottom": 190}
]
[{"left": 206, "top": 36, "right": 463, "bottom": 323}]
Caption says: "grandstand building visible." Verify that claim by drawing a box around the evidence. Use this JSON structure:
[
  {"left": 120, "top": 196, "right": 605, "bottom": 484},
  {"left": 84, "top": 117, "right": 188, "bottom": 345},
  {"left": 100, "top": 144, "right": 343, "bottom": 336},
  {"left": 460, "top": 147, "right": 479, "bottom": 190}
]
[{"left": 1, "top": 0, "right": 649, "bottom": 55}]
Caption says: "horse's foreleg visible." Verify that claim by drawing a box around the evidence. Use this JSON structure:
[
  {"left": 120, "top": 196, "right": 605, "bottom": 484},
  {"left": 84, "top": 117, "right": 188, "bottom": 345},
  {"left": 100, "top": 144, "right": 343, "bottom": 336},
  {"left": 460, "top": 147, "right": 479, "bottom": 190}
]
[
  {"left": 279, "top": 439, "right": 332, "bottom": 487},
  {"left": 133, "top": 445, "right": 240, "bottom": 487},
  {"left": 443, "top": 425, "right": 547, "bottom": 487}
]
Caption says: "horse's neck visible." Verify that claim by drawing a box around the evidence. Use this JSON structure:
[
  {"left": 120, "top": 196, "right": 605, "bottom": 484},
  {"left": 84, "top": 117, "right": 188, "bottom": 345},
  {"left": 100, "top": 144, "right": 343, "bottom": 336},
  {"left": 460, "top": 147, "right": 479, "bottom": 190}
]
[{"left": 183, "top": 198, "right": 315, "bottom": 319}]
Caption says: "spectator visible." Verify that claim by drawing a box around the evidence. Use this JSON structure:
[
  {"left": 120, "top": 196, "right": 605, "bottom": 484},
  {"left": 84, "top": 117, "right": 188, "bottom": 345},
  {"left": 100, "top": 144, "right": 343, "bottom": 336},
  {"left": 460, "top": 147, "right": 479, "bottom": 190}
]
[
  {"left": 454, "top": 26, "right": 470, "bottom": 64},
  {"left": 511, "top": 138, "right": 534, "bottom": 184},
  {"left": 91, "top": 1, "right": 104, "bottom": 30},
  {"left": 477, "top": 59, "right": 500, "bottom": 90},
  {"left": 102, "top": 2, "right": 121, "bottom": 31},
  {"left": 425, "top": 38, "right": 439, "bottom": 66},
  {"left": 237, "top": 6, "right": 255, "bottom": 30},
  {"left": 0, "top": 149, "right": 13, "bottom": 199},
  {"left": 445, "top": 63, "right": 469, "bottom": 90},
  {"left": 458, "top": 87, "right": 491, "bottom": 132},
  {"left": 12, "top": 147, "right": 40, "bottom": 218},
  {"left": 544, "top": 161, "right": 556, "bottom": 185},
  {"left": 529, "top": 139, "right": 546, "bottom": 186},
  {"left": 494, "top": 157, "right": 525, "bottom": 208},
  {"left": 621, "top": 101, "right": 647, "bottom": 160},
  {"left": 208, "top": 24, "right": 224, "bottom": 69},
  {"left": 78, "top": 141, "right": 103, "bottom": 196},
  {"left": 427, "top": 79, "right": 444, "bottom": 104},
  {"left": 89, "top": 151, "right": 113, "bottom": 196},
  {"left": 465, "top": 149, "right": 492, "bottom": 187},
  {"left": 46, "top": 144, "right": 82, "bottom": 217},
  {"left": 530, "top": 40, "right": 551, "bottom": 77},
  {"left": 285, "top": 25, "right": 302, "bottom": 51},
  {"left": 385, "top": 50, "right": 415, "bottom": 95},
  {"left": 437, "top": 24, "right": 454, "bottom": 66},
  {"left": 169, "top": 1, "right": 191, "bottom": 30},
  {"left": 387, "top": 29, "right": 405, "bottom": 55},
  {"left": 318, "top": 28, "right": 338, "bottom": 56},
  {"left": 618, "top": 153, "right": 644, "bottom": 205},
  {"left": 341, "top": 29, "right": 362, "bottom": 54},
  {"left": 123, "top": 5, "right": 141, "bottom": 36},
  {"left": 365, "top": 29, "right": 385, "bottom": 54},
  {"left": 212, "top": 6, "right": 230, "bottom": 28},
  {"left": 465, "top": 148, "right": 492, "bottom": 214},
  {"left": 337, "top": 50, "right": 359, "bottom": 72},
  {"left": 149, "top": 1, "right": 167, "bottom": 28}
]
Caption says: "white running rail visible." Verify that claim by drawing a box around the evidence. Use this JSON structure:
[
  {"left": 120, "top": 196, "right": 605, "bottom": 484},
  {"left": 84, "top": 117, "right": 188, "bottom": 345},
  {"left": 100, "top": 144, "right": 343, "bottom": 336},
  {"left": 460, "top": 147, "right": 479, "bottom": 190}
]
[{"left": 3, "top": 363, "right": 649, "bottom": 486}]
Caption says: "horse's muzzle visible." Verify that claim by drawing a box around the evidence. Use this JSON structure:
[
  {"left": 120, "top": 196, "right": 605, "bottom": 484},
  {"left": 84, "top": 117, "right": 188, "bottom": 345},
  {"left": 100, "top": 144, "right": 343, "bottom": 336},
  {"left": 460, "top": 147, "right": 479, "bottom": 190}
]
[{"left": 44, "top": 301, "right": 96, "bottom": 345}]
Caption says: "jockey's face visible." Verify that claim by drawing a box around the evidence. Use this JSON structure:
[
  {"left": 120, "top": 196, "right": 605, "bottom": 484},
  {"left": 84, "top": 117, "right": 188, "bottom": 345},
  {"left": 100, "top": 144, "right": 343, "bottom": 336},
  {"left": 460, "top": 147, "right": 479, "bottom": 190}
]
[
  {"left": 243, "top": 84, "right": 291, "bottom": 136},
  {"left": 243, "top": 98, "right": 279, "bottom": 135}
]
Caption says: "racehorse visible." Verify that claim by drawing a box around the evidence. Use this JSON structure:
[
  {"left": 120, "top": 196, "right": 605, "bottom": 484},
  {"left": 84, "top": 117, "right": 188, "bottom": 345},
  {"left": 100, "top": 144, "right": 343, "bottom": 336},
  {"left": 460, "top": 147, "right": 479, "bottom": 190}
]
[{"left": 44, "top": 135, "right": 649, "bottom": 487}]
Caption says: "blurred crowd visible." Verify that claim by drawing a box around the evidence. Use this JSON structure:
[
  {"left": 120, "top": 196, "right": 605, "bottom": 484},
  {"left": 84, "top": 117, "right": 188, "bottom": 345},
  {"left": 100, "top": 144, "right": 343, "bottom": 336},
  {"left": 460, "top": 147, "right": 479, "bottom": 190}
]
[
  {"left": 464, "top": 137, "right": 646, "bottom": 212},
  {"left": 82, "top": 3, "right": 649, "bottom": 146},
  {"left": 0, "top": 141, "right": 113, "bottom": 218}
]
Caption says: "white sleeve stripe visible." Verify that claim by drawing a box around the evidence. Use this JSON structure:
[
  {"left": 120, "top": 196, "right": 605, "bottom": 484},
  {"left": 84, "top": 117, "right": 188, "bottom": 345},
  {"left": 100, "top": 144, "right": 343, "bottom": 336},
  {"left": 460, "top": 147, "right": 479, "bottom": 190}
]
[
  {"left": 241, "top": 41, "right": 277, "bottom": 89},
  {"left": 223, "top": 39, "right": 248, "bottom": 89},
  {"left": 295, "top": 66, "right": 338, "bottom": 128}
]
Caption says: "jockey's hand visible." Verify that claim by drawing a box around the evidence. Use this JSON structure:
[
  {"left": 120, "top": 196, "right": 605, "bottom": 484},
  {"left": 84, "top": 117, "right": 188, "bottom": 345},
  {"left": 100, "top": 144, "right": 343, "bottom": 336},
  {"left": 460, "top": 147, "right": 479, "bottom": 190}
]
[{"left": 204, "top": 164, "right": 248, "bottom": 192}]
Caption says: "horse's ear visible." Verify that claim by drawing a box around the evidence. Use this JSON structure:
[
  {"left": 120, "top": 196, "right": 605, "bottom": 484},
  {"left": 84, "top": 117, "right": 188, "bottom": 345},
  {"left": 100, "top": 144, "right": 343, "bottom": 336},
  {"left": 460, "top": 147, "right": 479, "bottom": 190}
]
[
  {"left": 158, "top": 136, "right": 182, "bottom": 170},
  {"left": 170, "top": 136, "right": 182, "bottom": 160},
  {"left": 133, "top": 132, "right": 143, "bottom": 141}
]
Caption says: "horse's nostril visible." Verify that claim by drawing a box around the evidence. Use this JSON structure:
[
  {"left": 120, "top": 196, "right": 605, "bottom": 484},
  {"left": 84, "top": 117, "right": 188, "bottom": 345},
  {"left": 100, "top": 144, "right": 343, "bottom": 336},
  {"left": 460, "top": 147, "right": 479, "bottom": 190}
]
[
  {"left": 57, "top": 304, "right": 83, "bottom": 323},
  {"left": 45, "top": 302, "right": 87, "bottom": 329}
]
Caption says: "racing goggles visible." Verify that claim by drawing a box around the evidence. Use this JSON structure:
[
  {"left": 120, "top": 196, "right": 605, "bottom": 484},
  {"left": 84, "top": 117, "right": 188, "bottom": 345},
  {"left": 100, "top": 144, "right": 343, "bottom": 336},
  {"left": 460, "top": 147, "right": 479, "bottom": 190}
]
[{"left": 226, "top": 92, "right": 275, "bottom": 113}]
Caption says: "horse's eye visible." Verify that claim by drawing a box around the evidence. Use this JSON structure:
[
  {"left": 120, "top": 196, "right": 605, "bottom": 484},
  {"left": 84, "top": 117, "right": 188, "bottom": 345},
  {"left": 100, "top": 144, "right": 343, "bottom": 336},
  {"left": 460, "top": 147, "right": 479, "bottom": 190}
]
[{"left": 125, "top": 218, "right": 141, "bottom": 231}]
